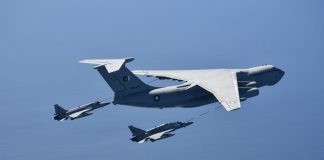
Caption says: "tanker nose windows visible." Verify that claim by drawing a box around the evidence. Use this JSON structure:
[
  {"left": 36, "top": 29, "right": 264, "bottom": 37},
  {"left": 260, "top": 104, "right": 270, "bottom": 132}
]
[{"left": 272, "top": 67, "right": 283, "bottom": 73}]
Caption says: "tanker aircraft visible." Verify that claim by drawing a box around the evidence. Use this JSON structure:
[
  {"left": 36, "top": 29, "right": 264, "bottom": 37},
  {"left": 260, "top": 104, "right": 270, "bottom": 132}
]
[{"left": 80, "top": 58, "right": 284, "bottom": 111}]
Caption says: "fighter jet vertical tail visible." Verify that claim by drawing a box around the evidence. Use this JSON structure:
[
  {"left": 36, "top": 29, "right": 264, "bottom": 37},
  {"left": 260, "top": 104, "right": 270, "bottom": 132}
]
[
  {"left": 54, "top": 104, "right": 67, "bottom": 115},
  {"left": 80, "top": 58, "right": 153, "bottom": 96},
  {"left": 128, "top": 125, "right": 146, "bottom": 136}
]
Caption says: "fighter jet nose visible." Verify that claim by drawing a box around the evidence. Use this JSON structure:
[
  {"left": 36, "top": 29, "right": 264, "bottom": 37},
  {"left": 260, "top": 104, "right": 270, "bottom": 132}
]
[
  {"left": 100, "top": 102, "right": 110, "bottom": 107},
  {"left": 186, "top": 122, "right": 194, "bottom": 126}
]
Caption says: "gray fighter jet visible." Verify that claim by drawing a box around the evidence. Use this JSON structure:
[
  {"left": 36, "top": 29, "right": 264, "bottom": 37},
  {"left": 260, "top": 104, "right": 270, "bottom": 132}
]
[
  {"left": 80, "top": 58, "right": 284, "bottom": 111},
  {"left": 129, "top": 121, "right": 194, "bottom": 143},
  {"left": 54, "top": 101, "right": 110, "bottom": 121}
]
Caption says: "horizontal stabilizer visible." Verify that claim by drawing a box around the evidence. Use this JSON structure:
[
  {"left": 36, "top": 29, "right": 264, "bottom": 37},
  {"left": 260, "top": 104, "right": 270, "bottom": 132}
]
[{"left": 80, "top": 57, "right": 134, "bottom": 73}]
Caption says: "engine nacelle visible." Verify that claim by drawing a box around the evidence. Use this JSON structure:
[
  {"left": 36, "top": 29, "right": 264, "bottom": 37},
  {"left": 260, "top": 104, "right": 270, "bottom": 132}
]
[
  {"left": 149, "top": 84, "right": 192, "bottom": 95},
  {"left": 240, "top": 87, "right": 259, "bottom": 99}
]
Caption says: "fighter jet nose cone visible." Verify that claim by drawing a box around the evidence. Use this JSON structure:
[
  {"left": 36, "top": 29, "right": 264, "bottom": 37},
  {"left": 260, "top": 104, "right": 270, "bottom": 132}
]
[
  {"left": 186, "top": 122, "right": 194, "bottom": 126},
  {"left": 100, "top": 102, "right": 110, "bottom": 107}
]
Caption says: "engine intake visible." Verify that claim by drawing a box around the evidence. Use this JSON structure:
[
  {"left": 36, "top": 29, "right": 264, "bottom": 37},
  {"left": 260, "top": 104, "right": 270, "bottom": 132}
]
[{"left": 240, "top": 87, "right": 259, "bottom": 99}]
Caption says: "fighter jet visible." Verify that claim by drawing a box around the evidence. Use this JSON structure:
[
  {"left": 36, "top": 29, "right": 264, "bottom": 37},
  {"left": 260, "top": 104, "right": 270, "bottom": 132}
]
[
  {"left": 129, "top": 121, "right": 194, "bottom": 143},
  {"left": 80, "top": 58, "right": 284, "bottom": 111},
  {"left": 54, "top": 101, "right": 110, "bottom": 121}
]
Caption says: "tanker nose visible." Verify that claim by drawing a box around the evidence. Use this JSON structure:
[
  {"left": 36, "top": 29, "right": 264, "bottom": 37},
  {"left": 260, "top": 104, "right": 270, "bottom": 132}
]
[
  {"left": 275, "top": 67, "right": 285, "bottom": 78},
  {"left": 272, "top": 67, "right": 285, "bottom": 84}
]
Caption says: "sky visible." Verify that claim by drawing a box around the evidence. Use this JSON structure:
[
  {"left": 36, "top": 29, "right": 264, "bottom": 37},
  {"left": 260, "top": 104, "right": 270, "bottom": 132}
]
[{"left": 1, "top": 0, "right": 324, "bottom": 159}]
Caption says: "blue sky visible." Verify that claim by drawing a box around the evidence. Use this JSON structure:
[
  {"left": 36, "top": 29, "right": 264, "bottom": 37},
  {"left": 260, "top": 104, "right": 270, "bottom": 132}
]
[{"left": 1, "top": 0, "right": 323, "bottom": 159}]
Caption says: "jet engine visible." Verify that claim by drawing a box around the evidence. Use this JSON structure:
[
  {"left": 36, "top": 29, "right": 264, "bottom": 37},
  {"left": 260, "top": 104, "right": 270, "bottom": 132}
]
[{"left": 240, "top": 87, "right": 259, "bottom": 99}]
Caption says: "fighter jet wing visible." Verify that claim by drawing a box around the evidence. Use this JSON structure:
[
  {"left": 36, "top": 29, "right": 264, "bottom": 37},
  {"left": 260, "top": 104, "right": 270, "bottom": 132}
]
[
  {"left": 133, "top": 70, "right": 241, "bottom": 111},
  {"left": 69, "top": 108, "right": 92, "bottom": 119},
  {"left": 149, "top": 129, "right": 173, "bottom": 140}
]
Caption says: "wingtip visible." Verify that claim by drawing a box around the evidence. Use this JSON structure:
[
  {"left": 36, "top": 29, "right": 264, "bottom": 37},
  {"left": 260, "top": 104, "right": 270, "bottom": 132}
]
[
  {"left": 226, "top": 106, "right": 241, "bottom": 112},
  {"left": 79, "top": 60, "right": 87, "bottom": 63},
  {"left": 79, "top": 59, "right": 100, "bottom": 64}
]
